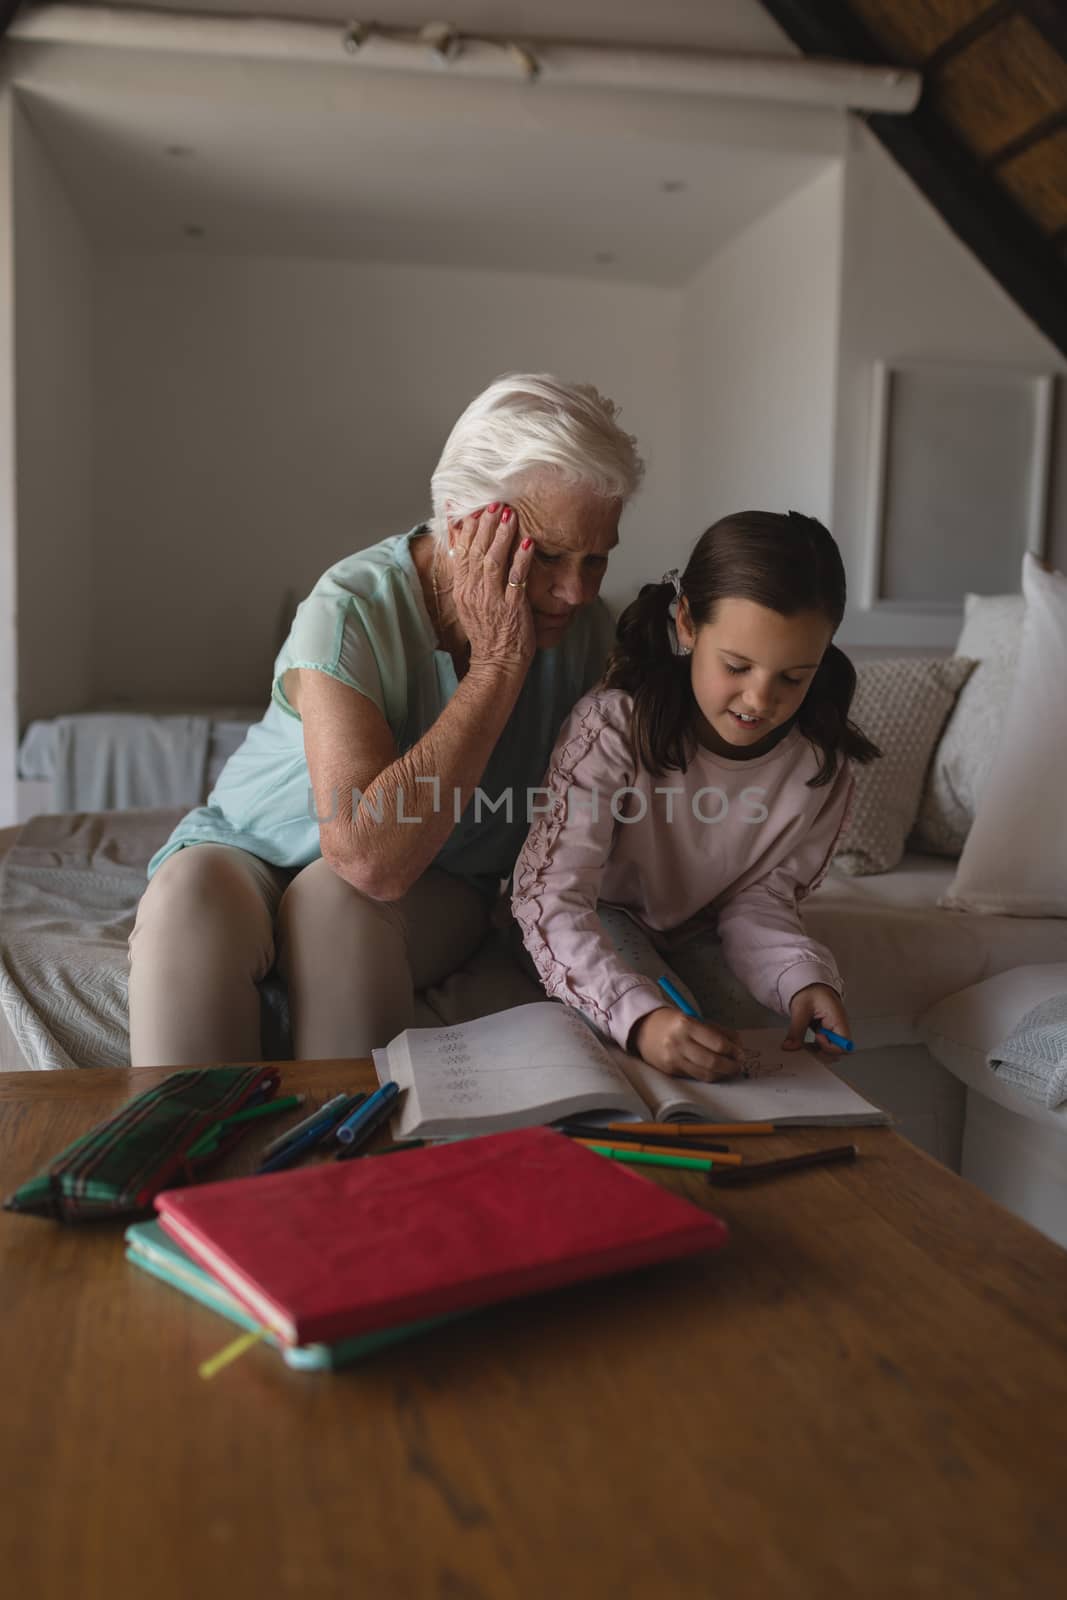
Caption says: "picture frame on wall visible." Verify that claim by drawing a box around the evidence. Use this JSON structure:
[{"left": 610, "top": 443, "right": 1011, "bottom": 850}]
[{"left": 860, "top": 360, "right": 1055, "bottom": 620}]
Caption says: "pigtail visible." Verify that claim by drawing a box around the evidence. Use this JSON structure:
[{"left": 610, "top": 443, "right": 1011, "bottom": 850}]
[
  {"left": 797, "top": 643, "right": 882, "bottom": 787},
  {"left": 604, "top": 582, "right": 695, "bottom": 775}
]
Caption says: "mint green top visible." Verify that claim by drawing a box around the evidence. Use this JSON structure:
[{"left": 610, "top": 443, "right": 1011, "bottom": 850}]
[{"left": 148, "top": 528, "right": 614, "bottom": 894}]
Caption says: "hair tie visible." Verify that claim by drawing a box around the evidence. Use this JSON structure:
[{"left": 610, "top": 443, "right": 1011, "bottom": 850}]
[{"left": 660, "top": 569, "right": 690, "bottom": 656}]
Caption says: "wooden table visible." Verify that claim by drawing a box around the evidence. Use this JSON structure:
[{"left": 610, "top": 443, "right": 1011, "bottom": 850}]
[{"left": 2, "top": 1061, "right": 1066, "bottom": 1600}]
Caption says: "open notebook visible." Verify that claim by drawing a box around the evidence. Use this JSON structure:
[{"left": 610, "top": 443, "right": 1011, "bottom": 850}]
[{"left": 375, "top": 1002, "right": 889, "bottom": 1140}]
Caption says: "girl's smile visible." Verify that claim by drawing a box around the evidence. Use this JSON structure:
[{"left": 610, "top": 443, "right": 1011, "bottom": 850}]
[{"left": 677, "top": 596, "right": 832, "bottom": 758}]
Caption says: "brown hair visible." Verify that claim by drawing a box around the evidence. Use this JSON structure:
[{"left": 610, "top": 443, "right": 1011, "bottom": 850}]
[{"left": 604, "top": 510, "right": 881, "bottom": 786}]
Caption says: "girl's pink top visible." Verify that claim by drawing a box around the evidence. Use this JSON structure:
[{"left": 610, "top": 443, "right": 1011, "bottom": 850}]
[{"left": 511, "top": 687, "right": 854, "bottom": 1050}]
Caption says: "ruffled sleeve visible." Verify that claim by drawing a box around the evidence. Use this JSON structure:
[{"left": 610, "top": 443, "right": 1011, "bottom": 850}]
[{"left": 511, "top": 690, "right": 668, "bottom": 1050}]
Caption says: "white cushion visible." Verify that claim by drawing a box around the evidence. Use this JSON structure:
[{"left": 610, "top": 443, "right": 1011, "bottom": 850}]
[
  {"left": 941, "top": 556, "right": 1067, "bottom": 916},
  {"left": 911, "top": 592, "right": 1023, "bottom": 856},
  {"left": 917, "top": 964, "right": 1067, "bottom": 1132},
  {"left": 833, "top": 655, "right": 975, "bottom": 876}
]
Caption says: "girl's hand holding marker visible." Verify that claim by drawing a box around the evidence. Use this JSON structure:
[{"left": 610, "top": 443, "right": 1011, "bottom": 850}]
[
  {"left": 634, "top": 977, "right": 757, "bottom": 1083},
  {"left": 784, "top": 983, "right": 856, "bottom": 1058},
  {"left": 632, "top": 1007, "right": 751, "bottom": 1082}
]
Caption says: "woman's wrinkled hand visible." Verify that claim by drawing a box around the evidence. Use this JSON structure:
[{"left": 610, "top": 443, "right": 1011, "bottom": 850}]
[
  {"left": 631, "top": 1007, "right": 750, "bottom": 1082},
  {"left": 447, "top": 504, "right": 536, "bottom": 675}
]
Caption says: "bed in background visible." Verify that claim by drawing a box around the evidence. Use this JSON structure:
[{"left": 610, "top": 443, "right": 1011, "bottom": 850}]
[
  {"left": 0, "top": 826, "right": 23, "bottom": 1071},
  {"left": 15, "top": 707, "right": 261, "bottom": 821},
  {"left": 0, "top": 812, "right": 183, "bottom": 1071}
]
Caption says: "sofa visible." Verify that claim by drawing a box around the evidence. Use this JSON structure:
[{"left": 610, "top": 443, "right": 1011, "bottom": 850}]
[
  {"left": 2, "top": 558, "right": 1065, "bottom": 1243},
  {"left": 811, "top": 554, "right": 1067, "bottom": 1244}
]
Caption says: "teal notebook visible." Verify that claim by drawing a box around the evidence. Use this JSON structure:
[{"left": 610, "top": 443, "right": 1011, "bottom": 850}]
[{"left": 125, "top": 1220, "right": 458, "bottom": 1371}]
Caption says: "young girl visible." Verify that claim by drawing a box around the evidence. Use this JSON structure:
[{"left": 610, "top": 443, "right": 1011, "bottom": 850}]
[{"left": 511, "top": 510, "right": 880, "bottom": 1082}]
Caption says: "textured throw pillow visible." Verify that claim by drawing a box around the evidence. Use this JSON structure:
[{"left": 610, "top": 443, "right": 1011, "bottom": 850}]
[
  {"left": 833, "top": 655, "right": 976, "bottom": 877},
  {"left": 941, "top": 555, "right": 1067, "bottom": 916},
  {"left": 911, "top": 592, "right": 1024, "bottom": 856}
]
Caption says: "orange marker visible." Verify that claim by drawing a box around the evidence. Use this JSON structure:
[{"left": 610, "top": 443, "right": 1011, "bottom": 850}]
[{"left": 608, "top": 1121, "right": 776, "bottom": 1139}]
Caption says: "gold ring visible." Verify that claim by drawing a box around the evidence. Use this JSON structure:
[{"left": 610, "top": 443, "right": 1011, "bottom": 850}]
[{"left": 507, "top": 577, "right": 527, "bottom": 589}]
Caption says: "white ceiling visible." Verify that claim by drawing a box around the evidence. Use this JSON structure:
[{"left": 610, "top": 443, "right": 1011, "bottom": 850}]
[
  {"left": 10, "top": 3, "right": 843, "bottom": 284},
  {"left": 71, "top": 0, "right": 795, "bottom": 54}
]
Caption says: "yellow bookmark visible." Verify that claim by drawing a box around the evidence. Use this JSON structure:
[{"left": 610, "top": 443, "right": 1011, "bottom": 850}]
[{"left": 198, "top": 1327, "right": 270, "bottom": 1380}]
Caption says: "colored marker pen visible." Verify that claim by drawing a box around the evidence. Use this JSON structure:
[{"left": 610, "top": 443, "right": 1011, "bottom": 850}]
[
  {"left": 812, "top": 1023, "right": 855, "bottom": 1053},
  {"left": 657, "top": 975, "right": 699, "bottom": 1018}
]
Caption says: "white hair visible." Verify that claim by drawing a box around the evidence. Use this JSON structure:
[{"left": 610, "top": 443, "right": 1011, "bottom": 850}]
[{"left": 428, "top": 373, "right": 644, "bottom": 541}]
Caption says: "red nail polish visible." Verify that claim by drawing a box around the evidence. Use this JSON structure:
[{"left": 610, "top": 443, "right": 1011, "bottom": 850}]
[
  {"left": 501, "top": 508, "right": 512, "bottom": 524},
  {"left": 521, "top": 534, "right": 531, "bottom": 548},
  {"left": 487, "top": 502, "right": 500, "bottom": 514}
]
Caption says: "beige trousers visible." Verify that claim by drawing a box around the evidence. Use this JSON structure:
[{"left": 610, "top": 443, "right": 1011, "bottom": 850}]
[{"left": 128, "top": 846, "right": 492, "bottom": 1067}]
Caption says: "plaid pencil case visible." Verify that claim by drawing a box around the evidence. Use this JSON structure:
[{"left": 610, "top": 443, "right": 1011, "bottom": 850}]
[{"left": 4, "top": 1066, "right": 280, "bottom": 1222}]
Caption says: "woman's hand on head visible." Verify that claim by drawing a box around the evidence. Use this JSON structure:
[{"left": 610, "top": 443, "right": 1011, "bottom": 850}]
[
  {"left": 783, "top": 984, "right": 852, "bottom": 1059},
  {"left": 631, "top": 1007, "right": 749, "bottom": 1082},
  {"left": 448, "top": 504, "right": 536, "bottom": 676}
]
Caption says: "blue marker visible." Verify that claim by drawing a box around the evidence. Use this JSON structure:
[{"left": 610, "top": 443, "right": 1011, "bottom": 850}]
[
  {"left": 812, "top": 1023, "right": 855, "bottom": 1053},
  {"left": 657, "top": 975, "right": 700, "bottom": 1018},
  {"left": 334, "top": 1080, "right": 401, "bottom": 1147},
  {"left": 255, "top": 1098, "right": 363, "bottom": 1175},
  {"left": 334, "top": 1085, "right": 404, "bottom": 1161},
  {"left": 259, "top": 1091, "right": 358, "bottom": 1161}
]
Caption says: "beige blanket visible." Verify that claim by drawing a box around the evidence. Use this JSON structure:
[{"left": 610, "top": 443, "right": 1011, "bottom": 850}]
[
  {"left": 0, "top": 810, "right": 544, "bottom": 1071},
  {"left": 0, "top": 811, "right": 185, "bottom": 1069}
]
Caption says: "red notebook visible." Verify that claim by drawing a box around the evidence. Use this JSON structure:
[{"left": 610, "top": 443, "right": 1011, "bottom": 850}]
[{"left": 154, "top": 1127, "right": 728, "bottom": 1347}]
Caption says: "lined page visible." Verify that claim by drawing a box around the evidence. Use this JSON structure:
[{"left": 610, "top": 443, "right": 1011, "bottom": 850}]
[{"left": 382, "top": 1003, "right": 647, "bottom": 1139}]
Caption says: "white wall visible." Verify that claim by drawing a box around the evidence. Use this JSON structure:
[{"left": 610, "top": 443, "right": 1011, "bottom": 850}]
[
  {"left": 11, "top": 93, "right": 1067, "bottom": 757},
  {"left": 679, "top": 161, "right": 843, "bottom": 550},
  {"left": 0, "top": 91, "right": 17, "bottom": 826},
  {"left": 833, "top": 121, "right": 1067, "bottom": 649},
  {"left": 91, "top": 254, "right": 680, "bottom": 705},
  {"left": 13, "top": 99, "right": 95, "bottom": 725}
]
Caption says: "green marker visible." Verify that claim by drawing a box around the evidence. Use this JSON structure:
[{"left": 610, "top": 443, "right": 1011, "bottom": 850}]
[
  {"left": 216, "top": 1094, "right": 305, "bottom": 1128},
  {"left": 186, "top": 1129, "right": 223, "bottom": 1161},
  {"left": 584, "top": 1145, "right": 715, "bottom": 1173},
  {"left": 187, "top": 1095, "right": 306, "bottom": 1160}
]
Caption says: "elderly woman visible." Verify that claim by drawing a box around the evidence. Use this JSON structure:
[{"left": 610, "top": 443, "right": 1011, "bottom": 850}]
[{"left": 129, "top": 373, "right": 643, "bottom": 1065}]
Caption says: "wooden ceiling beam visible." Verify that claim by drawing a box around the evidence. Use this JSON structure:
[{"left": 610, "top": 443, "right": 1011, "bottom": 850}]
[
  {"left": 988, "top": 106, "right": 1067, "bottom": 170},
  {"left": 758, "top": 0, "right": 1067, "bottom": 358},
  {"left": 924, "top": 1, "right": 1020, "bottom": 77}
]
